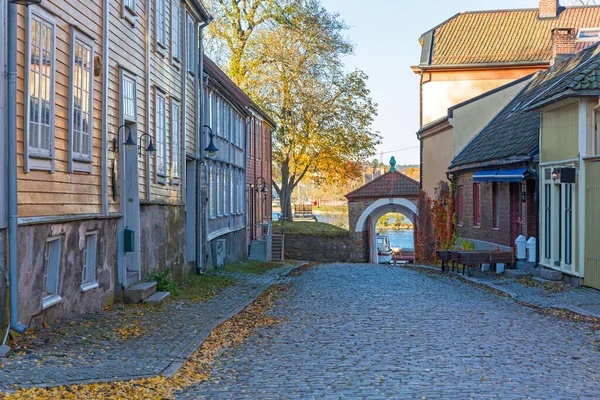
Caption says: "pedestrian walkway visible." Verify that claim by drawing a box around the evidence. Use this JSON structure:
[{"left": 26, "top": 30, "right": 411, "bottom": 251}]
[{"left": 0, "top": 263, "right": 301, "bottom": 391}]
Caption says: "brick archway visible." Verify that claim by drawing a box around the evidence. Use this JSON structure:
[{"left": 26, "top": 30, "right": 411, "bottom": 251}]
[{"left": 345, "top": 171, "right": 420, "bottom": 264}]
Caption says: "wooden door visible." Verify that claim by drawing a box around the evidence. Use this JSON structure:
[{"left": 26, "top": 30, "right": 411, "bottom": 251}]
[{"left": 510, "top": 183, "right": 523, "bottom": 246}]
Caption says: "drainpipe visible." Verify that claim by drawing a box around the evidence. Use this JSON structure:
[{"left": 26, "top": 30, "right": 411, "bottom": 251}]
[
  {"left": 101, "top": 0, "right": 110, "bottom": 215},
  {"left": 196, "top": 18, "right": 211, "bottom": 273},
  {"left": 7, "top": 2, "right": 26, "bottom": 334}
]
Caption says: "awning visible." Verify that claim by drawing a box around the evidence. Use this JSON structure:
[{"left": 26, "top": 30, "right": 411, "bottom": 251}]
[
  {"left": 472, "top": 168, "right": 529, "bottom": 183},
  {"left": 473, "top": 170, "right": 500, "bottom": 182}
]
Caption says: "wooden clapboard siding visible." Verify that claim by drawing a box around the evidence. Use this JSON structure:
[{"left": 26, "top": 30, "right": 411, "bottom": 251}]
[{"left": 15, "top": 0, "right": 105, "bottom": 218}]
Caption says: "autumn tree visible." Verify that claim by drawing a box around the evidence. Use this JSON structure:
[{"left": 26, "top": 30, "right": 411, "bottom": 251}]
[{"left": 204, "top": 0, "right": 379, "bottom": 219}]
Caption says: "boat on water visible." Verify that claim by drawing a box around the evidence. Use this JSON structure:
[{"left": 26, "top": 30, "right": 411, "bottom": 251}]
[{"left": 377, "top": 235, "right": 393, "bottom": 264}]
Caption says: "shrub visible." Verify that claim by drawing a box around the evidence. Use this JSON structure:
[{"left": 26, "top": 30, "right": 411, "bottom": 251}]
[{"left": 147, "top": 268, "right": 179, "bottom": 295}]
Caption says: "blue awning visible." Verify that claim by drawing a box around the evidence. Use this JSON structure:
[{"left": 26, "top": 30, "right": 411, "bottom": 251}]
[
  {"left": 494, "top": 168, "right": 529, "bottom": 182},
  {"left": 473, "top": 170, "right": 500, "bottom": 182},
  {"left": 472, "top": 168, "right": 529, "bottom": 182}
]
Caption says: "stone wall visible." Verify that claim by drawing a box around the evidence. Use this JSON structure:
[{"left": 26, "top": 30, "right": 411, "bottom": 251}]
[
  {"left": 17, "top": 218, "right": 119, "bottom": 329},
  {"left": 205, "top": 228, "right": 247, "bottom": 269},
  {"left": 284, "top": 233, "right": 367, "bottom": 263},
  {"left": 140, "top": 204, "right": 189, "bottom": 282}
]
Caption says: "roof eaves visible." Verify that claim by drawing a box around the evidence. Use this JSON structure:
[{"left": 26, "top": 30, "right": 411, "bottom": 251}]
[
  {"left": 448, "top": 155, "right": 532, "bottom": 174},
  {"left": 416, "top": 116, "right": 449, "bottom": 136}
]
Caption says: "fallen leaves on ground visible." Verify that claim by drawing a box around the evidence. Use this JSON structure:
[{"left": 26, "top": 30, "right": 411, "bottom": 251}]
[{"left": 4, "top": 283, "right": 290, "bottom": 400}]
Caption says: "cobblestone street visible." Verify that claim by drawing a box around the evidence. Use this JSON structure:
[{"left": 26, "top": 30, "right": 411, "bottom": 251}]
[{"left": 181, "top": 264, "right": 600, "bottom": 399}]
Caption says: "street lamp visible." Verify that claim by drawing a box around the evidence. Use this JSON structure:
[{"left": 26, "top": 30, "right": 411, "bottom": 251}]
[
  {"left": 255, "top": 177, "right": 268, "bottom": 194},
  {"left": 203, "top": 125, "right": 218, "bottom": 157}
]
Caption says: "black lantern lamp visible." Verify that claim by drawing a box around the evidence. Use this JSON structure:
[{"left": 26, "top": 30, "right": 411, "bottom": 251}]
[
  {"left": 551, "top": 168, "right": 561, "bottom": 181},
  {"left": 9, "top": 0, "right": 42, "bottom": 5},
  {"left": 203, "top": 125, "right": 218, "bottom": 157},
  {"left": 138, "top": 133, "right": 156, "bottom": 156},
  {"left": 113, "top": 124, "right": 136, "bottom": 152},
  {"left": 256, "top": 177, "right": 268, "bottom": 194}
]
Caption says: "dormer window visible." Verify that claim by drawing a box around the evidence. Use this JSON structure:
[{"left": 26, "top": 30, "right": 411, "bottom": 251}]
[{"left": 577, "top": 28, "right": 600, "bottom": 42}]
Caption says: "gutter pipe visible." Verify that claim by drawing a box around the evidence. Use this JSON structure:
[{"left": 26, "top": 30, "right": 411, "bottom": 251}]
[
  {"left": 196, "top": 17, "right": 211, "bottom": 273},
  {"left": 7, "top": 2, "right": 26, "bottom": 334}
]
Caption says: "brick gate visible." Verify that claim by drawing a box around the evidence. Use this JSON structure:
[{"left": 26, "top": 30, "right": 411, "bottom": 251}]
[{"left": 345, "top": 171, "right": 420, "bottom": 263}]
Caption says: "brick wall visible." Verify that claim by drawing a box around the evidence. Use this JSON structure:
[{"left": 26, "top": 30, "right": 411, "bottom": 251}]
[{"left": 551, "top": 28, "right": 576, "bottom": 64}]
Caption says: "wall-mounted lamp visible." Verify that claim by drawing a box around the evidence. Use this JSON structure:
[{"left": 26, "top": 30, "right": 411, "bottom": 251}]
[
  {"left": 521, "top": 191, "right": 527, "bottom": 203},
  {"left": 8, "top": 0, "right": 42, "bottom": 5},
  {"left": 255, "top": 177, "right": 268, "bottom": 194},
  {"left": 113, "top": 124, "right": 136, "bottom": 152},
  {"left": 203, "top": 125, "right": 218, "bottom": 157},
  {"left": 137, "top": 133, "right": 156, "bottom": 156},
  {"left": 551, "top": 168, "right": 561, "bottom": 181}
]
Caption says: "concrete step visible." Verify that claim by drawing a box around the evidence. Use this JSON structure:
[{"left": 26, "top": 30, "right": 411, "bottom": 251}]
[
  {"left": 540, "top": 268, "right": 563, "bottom": 281},
  {"left": 124, "top": 282, "right": 157, "bottom": 303},
  {"left": 504, "top": 269, "right": 531, "bottom": 279},
  {"left": 533, "top": 277, "right": 565, "bottom": 286},
  {"left": 249, "top": 240, "right": 267, "bottom": 261},
  {"left": 143, "top": 291, "right": 170, "bottom": 305}
]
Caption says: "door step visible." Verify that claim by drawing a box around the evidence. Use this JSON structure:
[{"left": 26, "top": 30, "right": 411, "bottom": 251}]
[
  {"left": 540, "top": 268, "right": 563, "bottom": 281},
  {"left": 124, "top": 282, "right": 157, "bottom": 303},
  {"left": 143, "top": 291, "right": 170, "bottom": 305},
  {"left": 533, "top": 277, "right": 565, "bottom": 286},
  {"left": 504, "top": 269, "right": 531, "bottom": 279}
]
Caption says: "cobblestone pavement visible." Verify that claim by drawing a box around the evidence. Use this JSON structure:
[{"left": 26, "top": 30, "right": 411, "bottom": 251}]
[
  {"left": 181, "top": 264, "right": 600, "bottom": 399},
  {"left": 465, "top": 272, "right": 600, "bottom": 318},
  {"left": 0, "top": 264, "right": 300, "bottom": 391}
]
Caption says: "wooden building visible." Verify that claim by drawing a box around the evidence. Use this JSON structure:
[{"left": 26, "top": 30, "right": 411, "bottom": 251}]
[{"left": 1, "top": 0, "right": 211, "bottom": 329}]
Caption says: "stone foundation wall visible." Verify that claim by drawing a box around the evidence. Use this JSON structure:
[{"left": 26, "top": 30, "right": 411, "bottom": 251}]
[
  {"left": 17, "top": 218, "right": 119, "bottom": 329},
  {"left": 284, "top": 233, "right": 367, "bottom": 263},
  {"left": 205, "top": 228, "right": 247, "bottom": 269},
  {"left": 140, "top": 204, "right": 189, "bottom": 282}
]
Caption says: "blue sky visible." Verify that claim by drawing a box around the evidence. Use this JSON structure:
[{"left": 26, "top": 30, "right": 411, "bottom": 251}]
[{"left": 320, "top": 0, "right": 541, "bottom": 166}]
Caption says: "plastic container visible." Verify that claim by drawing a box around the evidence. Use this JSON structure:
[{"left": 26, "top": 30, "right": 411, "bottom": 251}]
[
  {"left": 515, "top": 235, "right": 526, "bottom": 260},
  {"left": 526, "top": 237, "right": 537, "bottom": 263}
]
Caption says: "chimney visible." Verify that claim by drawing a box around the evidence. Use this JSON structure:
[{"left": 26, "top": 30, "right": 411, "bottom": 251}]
[
  {"left": 551, "top": 28, "right": 576, "bottom": 66},
  {"left": 539, "top": 0, "right": 559, "bottom": 19}
]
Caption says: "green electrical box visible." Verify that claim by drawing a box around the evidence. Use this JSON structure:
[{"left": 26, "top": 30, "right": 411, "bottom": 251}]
[{"left": 124, "top": 228, "right": 135, "bottom": 253}]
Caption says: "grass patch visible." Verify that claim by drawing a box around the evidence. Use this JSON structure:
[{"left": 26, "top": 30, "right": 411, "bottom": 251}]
[
  {"left": 172, "top": 274, "right": 237, "bottom": 303},
  {"left": 543, "top": 282, "right": 566, "bottom": 295},
  {"left": 313, "top": 204, "right": 347, "bottom": 213},
  {"left": 280, "top": 221, "right": 349, "bottom": 238},
  {"left": 225, "top": 260, "right": 286, "bottom": 275},
  {"left": 518, "top": 276, "right": 541, "bottom": 287}
]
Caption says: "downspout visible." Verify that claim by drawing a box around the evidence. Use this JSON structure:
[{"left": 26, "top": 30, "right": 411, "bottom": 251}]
[
  {"left": 196, "top": 18, "right": 210, "bottom": 273},
  {"left": 101, "top": 0, "right": 110, "bottom": 215},
  {"left": 7, "top": 2, "right": 26, "bottom": 334},
  {"left": 145, "top": 0, "right": 151, "bottom": 201}
]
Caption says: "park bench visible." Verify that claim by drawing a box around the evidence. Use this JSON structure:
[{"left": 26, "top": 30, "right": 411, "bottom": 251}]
[
  {"left": 453, "top": 250, "right": 515, "bottom": 276},
  {"left": 293, "top": 203, "right": 315, "bottom": 220}
]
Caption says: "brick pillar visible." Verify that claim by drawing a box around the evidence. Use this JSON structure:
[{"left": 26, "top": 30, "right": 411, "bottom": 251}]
[
  {"left": 539, "top": 0, "right": 559, "bottom": 19},
  {"left": 551, "top": 27, "right": 576, "bottom": 66}
]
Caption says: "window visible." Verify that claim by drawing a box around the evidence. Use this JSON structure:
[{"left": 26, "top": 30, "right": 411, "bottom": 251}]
[
  {"left": 187, "top": 14, "right": 195, "bottom": 75},
  {"left": 230, "top": 168, "right": 234, "bottom": 214},
  {"left": 473, "top": 183, "right": 480, "bottom": 226},
  {"left": 25, "top": 8, "right": 56, "bottom": 170},
  {"left": 122, "top": 0, "right": 136, "bottom": 25},
  {"left": 216, "top": 164, "right": 222, "bottom": 215},
  {"left": 492, "top": 182, "right": 499, "bottom": 229},
  {"left": 223, "top": 167, "right": 229, "bottom": 215},
  {"left": 171, "top": 100, "right": 181, "bottom": 180},
  {"left": 81, "top": 232, "right": 98, "bottom": 292},
  {"left": 155, "top": 91, "right": 167, "bottom": 179},
  {"left": 122, "top": 72, "right": 137, "bottom": 122},
  {"left": 577, "top": 28, "right": 600, "bottom": 42},
  {"left": 216, "top": 98, "right": 222, "bottom": 137},
  {"left": 155, "top": 0, "right": 166, "bottom": 52},
  {"left": 69, "top": 29, "right": 94, "bottom": 170},
  {"left": 171, "top": 0, "right": 181, "bottom": 63},
  {"left": 565, "top": 184, "right": 573, "bottom": 266},
  {"left": 42, "top": 237, "right": 62, "bottom": 309},
  {"left": 209, "top": 165, "right": 215, "bottom": 217},
  {"left": 257, "top": 121, "right": 262, "bottom": 160},
  {"left": 456, "top": 185, "right": 463, "bottom": 225},
  {"left": 544, "top": 182, "right": 552, "bottom": 260}
]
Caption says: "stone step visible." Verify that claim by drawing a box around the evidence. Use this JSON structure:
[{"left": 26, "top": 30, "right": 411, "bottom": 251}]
[
  {"left": 143, "top": 291, "right": 170, "bottom": 305},
  {"left": 504, "top": 269, "right": 531, "bottom": 279},
  {"left": 540, "top": 268, "right": 563, "bottom": 281},
  {"left": 533, "top": 277, "right": 565, "bottom": 286},
  {"left": 124, "top": 281, "right": 157, "bottom": 303}
]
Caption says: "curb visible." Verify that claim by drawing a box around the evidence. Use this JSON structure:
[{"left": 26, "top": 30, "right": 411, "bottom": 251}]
[{"left": 400, "top": 263, "right": 600, "bottom": 321}]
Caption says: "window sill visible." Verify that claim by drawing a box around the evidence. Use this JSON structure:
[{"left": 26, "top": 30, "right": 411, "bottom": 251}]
[
  {"left": 156, "top": 43, "right": 166, "bottom": 57},
  {"left": 209, "top": 216, "right": 217, "bottom": 221},
  {"left": 171, "top": 177, "right": 181, "bottom": 185},
  {"left": 80, "top": 281, "right": 99, "bottom": 293},
  {"left": 157, "top": 175, "right": 167, "bottom": 185},
  {"left": 42, "top": 294, "right": 62, "bottom": 310},
  {"left": 123, "top": 10, "right": 136, "bottom": 27},
  {"left": 457, "top": 223, "right": 464, "bottom": 227},
  {"left": 492, "top": 227, "right": 500, "bottom": 231},
  {"left": 73, "top": 159, "right": 93, "bottom": 174},
  {"left": 473, "top": 225, "right": 481, "bottom": 229}
]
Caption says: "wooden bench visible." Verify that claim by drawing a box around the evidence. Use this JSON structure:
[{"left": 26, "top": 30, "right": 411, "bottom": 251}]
[{"left": 455, "top": 251, "right": 515, "bottom": 276}]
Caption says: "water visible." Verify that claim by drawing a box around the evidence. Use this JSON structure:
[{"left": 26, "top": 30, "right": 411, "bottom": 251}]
[{"left": 382, "top": 229, "right": 414, "bottom": 250}]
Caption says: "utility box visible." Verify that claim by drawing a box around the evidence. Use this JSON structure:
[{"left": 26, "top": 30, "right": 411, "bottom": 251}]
[
  {"left": 124, "top": 228, "right": 135, "bottom": 253},
  {"left": 515, "top": 235, "right": 526, "bottom": 260},
  {"left": 215, "top": 239, "right": 226, "bottom": 268},
  {"left": 526, "top": 237, "right": 537, "bottom": 263}
]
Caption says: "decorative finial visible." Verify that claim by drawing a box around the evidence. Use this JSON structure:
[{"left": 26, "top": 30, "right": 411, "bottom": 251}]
[{"left": 389, "top": 156, "right": 396, "bottom": 172}]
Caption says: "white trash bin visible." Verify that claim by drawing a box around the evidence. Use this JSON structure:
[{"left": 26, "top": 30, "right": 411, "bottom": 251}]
[
  {"left": 515, "top": 235, "right": 526, "bottom": 260},
  {"left": 526, "top": 237, "right": 537, "bottom": 263}
]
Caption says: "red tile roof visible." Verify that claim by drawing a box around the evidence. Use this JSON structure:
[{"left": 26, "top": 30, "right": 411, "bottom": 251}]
[
  {"left": 422, "top": 6, "right": 600, "bottom": 67},
  {"left": 345, "top": 172, "right": 420, "bottom": 200}
]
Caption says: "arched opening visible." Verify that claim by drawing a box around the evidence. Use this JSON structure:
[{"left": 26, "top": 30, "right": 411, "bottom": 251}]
[{"left": 354, "top": 198, "right": 418, "bottom": 264}]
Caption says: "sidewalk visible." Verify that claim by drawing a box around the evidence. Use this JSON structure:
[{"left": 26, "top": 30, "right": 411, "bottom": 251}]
[
  {"left": 0, "top": 263, "right": 302, "bottom": 391},
  {"left": 406, "top": 264, "right": 600, "bottom": 320}
]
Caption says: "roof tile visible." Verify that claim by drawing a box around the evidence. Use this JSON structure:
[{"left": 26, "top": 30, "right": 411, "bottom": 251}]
[{"left": 345, "top": 172, "right": 420, "bottom": 200}]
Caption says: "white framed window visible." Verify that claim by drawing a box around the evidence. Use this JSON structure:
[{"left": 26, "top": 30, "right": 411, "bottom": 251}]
[
  {"left": 69, "top": 28, "right": 95, "bottom": 172},
  {"left": 155, "top": 0, "right": 167, "bottom": 53},
  {"left": 209, "top": 164, "right": 216, "bottom": 217},
  {"left": 223, "top": 167, "right": 229, "bottom": 215},
  {"left": 171, "top": 99, "right": 181, "bottom": 181},
  {"left": 216, "top": 164, "right": 222, "bottom": 216},
  {"left": 216, "top": 98, "right": 221, "bottom": 137},
  {"left": 577, "top": 28, "right": 600, "bottom": 42},
  {"left": 122, "top": 0, "right": 136, "bottom": 25},
  {"left": 155, "top": 90, "right": 167, "bottom": 180},
  {"left": 25, "top": 7, "right": 56, "bottom": 172},
  {"left": 237, "top": 170, "right": 243, "bottom": 214},
  {"left": 42, "top": 237, "right": 62, "bottom": 310},
  {"left": 121, "top": 70, "right": 137, "bottom": 122},
  {"left": 230, "top": 168, "right": 234, "bottom": 214},
  {"left": 186, "top": 13, "right": 195, "bottom": 75},
  {"left": 81, "top": 232, "right": 99, "bottom": 292},
  {"left": 171, "top": 0, "right": 181, "bottom": 64}
]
